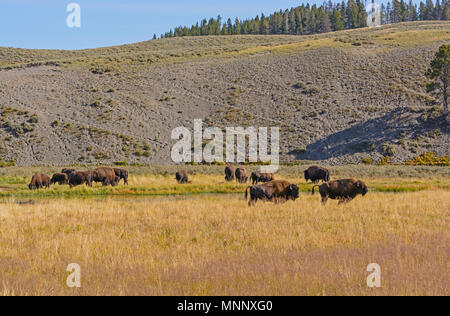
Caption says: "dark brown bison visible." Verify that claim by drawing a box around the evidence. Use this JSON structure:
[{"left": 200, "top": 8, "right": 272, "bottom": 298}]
[
  {"left": 69, "top": 171, "right": 93, "bottom": 188},
  {"left": 61, "top": 168, "right": 76, "bottom": 176},
  {"left": 176, "top": 170, "right": 190, "bottom": 184},
  {"left": 251, "top": 172, "right": 275, "bottom": 185},
  {"left": 312, "top": 178, "right": 368, "bottom": 205},
  {"left": 51, "top": 173, "right": 69, "bottom": 185},
  {"left": 114, "top": 168, "right": 129, "bottom": 185},
  {"left": 304, "top": 166, "right": 330, "bottom": 183},
  {"left": 225, "top": 165, "right": 235, "bottom": 182},
  {"left": 92, "top": 167, "right": 119, "bottom": 186},
  {"left": 245, "top": 180, "right": 300, "bottom": 206},
  {"left": 235, "top": 167, "right": 248, "bottom": 184},
  {"left": 29, "top": 174, "right": 51, "bottom": 190}
]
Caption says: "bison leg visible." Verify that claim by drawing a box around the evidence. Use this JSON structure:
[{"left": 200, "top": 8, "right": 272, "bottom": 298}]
[
  {"left": 338, "top": 198, "right": 353, "bottom": 205},
  {"left": 321, "top": 195, "right": 328, "bottom": 205}
]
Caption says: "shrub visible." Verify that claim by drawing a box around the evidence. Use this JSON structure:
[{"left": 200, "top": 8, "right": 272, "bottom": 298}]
[
  {"left": 0, "top": 160, "right": 15, "bottom": 168},
  {"left": 377, "top": 156, "right": 391, "bottom": 166},
  {"left": 114, "top": 161, "right": 129, "bottom": 166},
  {"left": 381, "top": 143, "right": 395, "bottom": 156},
  {"left": 362, "top": 158, "right": 373, "bottom": 165},
  {"left": 404, "top": 152, "right": 449, "bottom": 166}
]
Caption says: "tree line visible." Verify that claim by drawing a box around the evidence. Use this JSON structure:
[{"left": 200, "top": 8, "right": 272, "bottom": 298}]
[{"left": 154, "top": 0, "right": 449, "bottom": 39}]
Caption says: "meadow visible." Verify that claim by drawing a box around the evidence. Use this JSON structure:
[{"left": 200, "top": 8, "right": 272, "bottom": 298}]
[{"left": 0, "top": 165, "right": 448, "bottom": 296}]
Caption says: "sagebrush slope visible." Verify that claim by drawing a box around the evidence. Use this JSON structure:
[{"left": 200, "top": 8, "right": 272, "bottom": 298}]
[{"left": 0, "top": 21, "right": 448, "bottom": 166}]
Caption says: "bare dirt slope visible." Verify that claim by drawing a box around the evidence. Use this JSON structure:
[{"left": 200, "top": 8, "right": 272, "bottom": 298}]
[{"left": 0, "top": 21, "right": 449, "bottom": 166}]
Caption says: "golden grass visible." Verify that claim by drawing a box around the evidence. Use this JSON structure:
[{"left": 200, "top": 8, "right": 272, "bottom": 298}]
[{"left": 0, "top": 190, "right": 448, "bottom": 296}]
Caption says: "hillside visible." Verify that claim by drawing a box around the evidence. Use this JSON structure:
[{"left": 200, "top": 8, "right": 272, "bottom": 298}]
[{"left": 0, "top": 21, "right": 449, "bottom": 166}]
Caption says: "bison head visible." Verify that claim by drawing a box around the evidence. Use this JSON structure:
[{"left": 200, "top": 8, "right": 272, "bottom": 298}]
[
  {"left": 357, "top": 181, "right": 368, "bottom": 196},
  {"left": 287, "top": 184, "right": 300, "bottom": 201},
  {"left": 304, "top": 170, "right": 309, "bottom": 181}
]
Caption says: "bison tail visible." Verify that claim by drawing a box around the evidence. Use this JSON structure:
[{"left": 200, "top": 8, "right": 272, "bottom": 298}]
[{"left": 245, "top": 187, "right": 251, "bottom": 201}]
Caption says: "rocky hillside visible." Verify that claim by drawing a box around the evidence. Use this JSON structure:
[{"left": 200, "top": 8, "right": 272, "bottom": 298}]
[{"left": 0, "top": 21, "right": 448, "bottom": 166}]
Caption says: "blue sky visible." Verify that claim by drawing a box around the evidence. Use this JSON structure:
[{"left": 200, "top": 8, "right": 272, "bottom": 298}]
[{"left": 0, "top": 0, "right": 413, "bottom": 50}]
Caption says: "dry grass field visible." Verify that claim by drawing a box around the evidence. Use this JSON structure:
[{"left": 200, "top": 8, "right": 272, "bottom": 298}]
[{"left": 0, "top": 166, "right": 448, "bottom": 296}]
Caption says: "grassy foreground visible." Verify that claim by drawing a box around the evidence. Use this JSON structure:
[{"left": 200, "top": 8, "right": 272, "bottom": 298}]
[
  {"left": 0, "top": 191, "right": 448, "bottom": 296},
  {"left": 0, "top": 165, "right": 448, "bottom": 295}
]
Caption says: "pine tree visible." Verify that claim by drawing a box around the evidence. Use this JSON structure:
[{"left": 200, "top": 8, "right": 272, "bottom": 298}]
[
  {"left": 406, "top": 0, "right": 416, "bottom": 21},
  {"left": 442, "top": 0, "right": 449, "bottom": 20},
  {"left": 434, "top": 0, "right": 442, "bottom": 20},
  {"left": 330, "top": 9, "right": 345, "bottom": 30},
  {"left": 425, "top": 0, "right": 435, "bottom": 19},
  {"left": 426, "top": 45, "right": 449, "bottom": 119},
  {"left": 386, "top": 2, "right": 392, "bottom": 23},
  {"left": 419, "top": 1, "right": 427, "bottom": 20}
]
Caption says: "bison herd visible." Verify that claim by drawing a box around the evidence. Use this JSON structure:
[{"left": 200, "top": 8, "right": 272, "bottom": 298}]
[
  {"left": 29, "top": 164, "right": 368, "bottom": 206},
  {"left": 177, "top": 164, "right": 368, "bottom": 207},
  {"left": 29, "top": 167, "right": 129, "bottom": 190}
]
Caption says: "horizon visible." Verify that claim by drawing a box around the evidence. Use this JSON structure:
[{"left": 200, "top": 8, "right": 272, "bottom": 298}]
[{"left": 0, "top": 0, "right": 424, "bottom": 50}]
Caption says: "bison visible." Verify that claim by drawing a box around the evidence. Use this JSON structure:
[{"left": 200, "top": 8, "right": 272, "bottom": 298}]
[
  {"left": 304, "top": 166, "right": 330, "bottom": 184},
  {"left": 51, "top": 173, "right": 69, "bottom": 185},
  {"left": 69, "top": 171, "right": 93, "bottom": 188},
  {"left": 28, "top": 174, "right": 51, "bottom": 190},
  {"left": 251, "top": 172, "right": 275, "bottom": 185},
  {"left": 114, "top": 168, "right": 129, "bottom": 185},
  {"left": 92, "top": 167, "right": 119, "bottom": 186},
  {"left": 245, "top": 180, "right": 299, "bottom": 206},
  {"left": 225, "top": 165, "right": 235, "bottom": 182},
  {"left": 61, "top": 168, "right": 76, "bottom": 176},
  {"left": 235, "top": 167, "right": 248, "bottom": 184},
  {"left": 176, "top": 170, "right": 190, "bottom": 184},
  {"left": 312, "top": 178, "right": 368, "bottom": 205}
]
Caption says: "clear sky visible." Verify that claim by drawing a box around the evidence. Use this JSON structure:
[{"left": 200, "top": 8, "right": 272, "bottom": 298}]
[{"left": 0, "top": 0, "right": 410, "bottom": 50}]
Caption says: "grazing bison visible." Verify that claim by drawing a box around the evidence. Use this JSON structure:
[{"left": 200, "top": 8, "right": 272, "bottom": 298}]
[
  {"left": 235, "top": 167, "right": 248, "bottom": 184},
  {"left": 92, "top": 167, "right": 119, "bottom": 186},
  {"left": 51, "top": 173, "right": 69, "bottom": 185},
  {"left": 114, "top": 168, "right": 129, "bottom": 185},
  {"left": 245, "top": 180, "right": 299, "bottom": 206},
  {"left": 28, "top": 174, "right": 51, "bottom": 190},
  {"left": 225, "top": 165, "right": 235, "bottom": 182},
  {"left": 69, "top": 171, "right": 93, "bottom": 188},
  {"left": 176, "top": 170, "right": 190, "bottom": 184},
  {"left": 304, "top": 166, "right": 330, "bottom": 183},
  {"left": 312, "top": 178, "right": 368, "bottom": 205},
  {"left": 61, "top": 168, "right": 76, "bottom": 176},
  {"left": 251, "top": 172, "right": 275, "bottom": 185}
]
